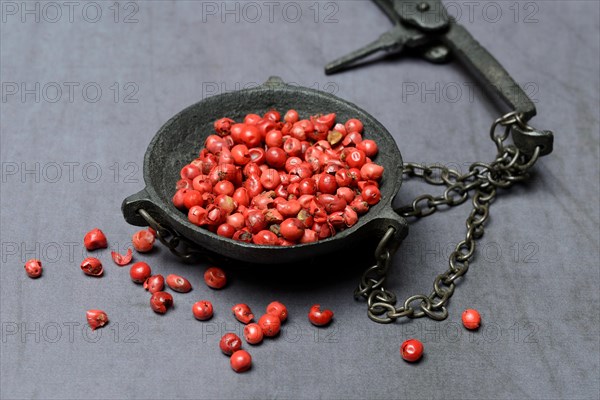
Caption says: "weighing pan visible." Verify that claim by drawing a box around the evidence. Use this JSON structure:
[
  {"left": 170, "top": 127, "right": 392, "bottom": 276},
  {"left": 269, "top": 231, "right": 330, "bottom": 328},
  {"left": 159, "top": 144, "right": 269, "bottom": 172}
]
[{"left": 122, "top": 77, "right": 408, "bottom": 264}]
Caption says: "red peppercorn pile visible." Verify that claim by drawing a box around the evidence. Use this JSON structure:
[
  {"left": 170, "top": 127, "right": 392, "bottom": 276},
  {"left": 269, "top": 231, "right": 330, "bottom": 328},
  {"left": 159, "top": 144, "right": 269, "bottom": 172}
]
[{"left": 173, "top": 110, "right": 384, "bottom": 245}]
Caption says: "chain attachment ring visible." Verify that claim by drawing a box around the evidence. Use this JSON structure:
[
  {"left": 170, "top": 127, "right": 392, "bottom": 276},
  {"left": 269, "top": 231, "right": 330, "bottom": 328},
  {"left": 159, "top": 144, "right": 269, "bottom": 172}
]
[{"left": 137, "top": 209, "right": 211, "bottom": 262}]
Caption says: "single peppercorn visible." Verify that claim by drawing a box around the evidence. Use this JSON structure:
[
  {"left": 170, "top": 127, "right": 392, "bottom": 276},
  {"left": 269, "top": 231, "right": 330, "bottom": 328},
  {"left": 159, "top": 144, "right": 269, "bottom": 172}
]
[
  {"left": 150, "top": 291, "right": 173, "bottom": 314},
  {"left": 130, "top": 262, "right": 151, "bottom": 283},
  {"left": 192, "top": 300, "right": 214, "bottom": 321},
  {"left": 266, "top": 301, "right": 288, "bottom": 322},
  {"left": 462, "top": 309, "right": 481, "bottom": 330},
  {"left": 308, "top": 304, "right": 334, "bottom": 326},
  {"left": 132, "top": 229, "right": 155, "bottom": 253},
  {"left": 111, "top": 248, "right": 133, "bottom": 266},
  {"left": 219, "top": 333, "right": 242, "bottom": 355},
  {"left": 143, "top": 274, "right": 164, "bottom": 294},
  {"left": 243, "top": 323, "right": 264, "bottom": 345},
  {"left": 232, "top": 304, "right": 254, "bottom": 324},
  {"left": 80, "top": 257, "right": 103, "bottom": 277},
  {"left": 83, "top": 228, "right": 108, "bottom": 251},
  {"left": 166, "top": 274, "right": 192, "bottom": 293},
  {"left": 400, "top": 339, "right": 423, "bottom": 362},
  {"left": 86, "top": 310, "right": 109, "bottom": 330},
  {"left": 230, "top": 350, "right": 252, "bottom": 373},
  {"left": 258, "top": 314, "right": 281, "bottom": 337},
  {"left": 204, "top": 267, "right": 226, "bottom": 289},
  {"left": 24, "top": 259, "right": 42, "bottom": 278}
]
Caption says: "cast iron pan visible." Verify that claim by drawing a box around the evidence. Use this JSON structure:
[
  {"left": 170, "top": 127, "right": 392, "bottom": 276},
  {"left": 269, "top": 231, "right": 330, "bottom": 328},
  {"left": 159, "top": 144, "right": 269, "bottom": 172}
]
[{"left": 122, "top": 77, "right": 408, "bottom": 265}]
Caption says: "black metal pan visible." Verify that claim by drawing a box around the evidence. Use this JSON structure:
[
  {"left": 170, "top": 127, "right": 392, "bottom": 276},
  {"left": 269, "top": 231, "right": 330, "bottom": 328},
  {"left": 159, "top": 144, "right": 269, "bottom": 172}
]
[{"left": 122, "top": 77, "right": 408, "bottom": 264}]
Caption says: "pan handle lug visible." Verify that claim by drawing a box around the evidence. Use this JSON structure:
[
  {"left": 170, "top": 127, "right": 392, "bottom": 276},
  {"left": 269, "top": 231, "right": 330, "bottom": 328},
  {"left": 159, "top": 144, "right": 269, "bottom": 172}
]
[
  {"left": 369, "top": 206, "right": 409, "bottom": 254},
  {"left": 121, "top": 188, "right": 156, "bottom": 226}
]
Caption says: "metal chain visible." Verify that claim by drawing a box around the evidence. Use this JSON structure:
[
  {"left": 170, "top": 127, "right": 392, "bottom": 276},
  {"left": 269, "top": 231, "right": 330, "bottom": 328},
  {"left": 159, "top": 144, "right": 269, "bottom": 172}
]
[{"left": 355, "top": 111, "right": 542, "bottom": 323}]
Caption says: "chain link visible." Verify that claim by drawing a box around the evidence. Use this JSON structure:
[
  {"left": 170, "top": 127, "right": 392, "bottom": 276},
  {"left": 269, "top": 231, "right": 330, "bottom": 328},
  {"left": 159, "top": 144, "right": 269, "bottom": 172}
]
[{"left": 355, "top": 112, "right": 543, "bottom": 323}]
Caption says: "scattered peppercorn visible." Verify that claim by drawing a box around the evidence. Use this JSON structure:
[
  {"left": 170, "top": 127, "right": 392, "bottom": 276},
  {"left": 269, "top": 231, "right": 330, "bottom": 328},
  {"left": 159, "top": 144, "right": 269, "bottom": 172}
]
[
  {"left": 150, "top": 291, "right": 173, "bottom": 314},
  {"left": 258, "top": 313, "right": 281, "bottom": 337},
  {"left": 232, "top": 304, "right": 254, "bottom": 324},
  {"left": 266, "top": 301, "right": 288, "bottom": 322},
  {"left": 462, "top": 309, "right": 481, "bottom": 330},
  {"left": 24, "top": 259, "right": 42, "bottom": 278},
  {"left": 130, "top": 262, "right": 151, "bottom": 283},
  {"left": 204, "top": 267, "right": 226, "bottom": 289},
  {"left": 80, "top": 257, "right": 103, "bottom": 277},
  {"left": 143, "top": 274, "right": 165, "bottom": 294},
  {"left": 308, "top": 304, "right": 334, "bottom": 326},
  {"left": 192, "top": 300, "right": 214, "bottom": 321},
  {"left": 166, "top": 274, "right": 192, "bottom": 293},
  {"left": 243, "top": 323, "right": 264, "bottom": 345},
  {"left": 111, "top": 248, "right": 133, "bottom": 266},
  {"left": 219, "top": 333, "right": 242, "bottom": 355},
  {"left": 230, "top": 350, "right": 252, "bottom": 373},
  {"left": 83, "top": 228, "right": 108, "bottom": 251},
  {"left": 132, "top": 229, "right": 155, "bottom": 252},
  {"left": 86, "top": 310, "right": 109, "bottom": 330},
  {"left": 400, "top": 339, "right": 423, "bottom": 362}
]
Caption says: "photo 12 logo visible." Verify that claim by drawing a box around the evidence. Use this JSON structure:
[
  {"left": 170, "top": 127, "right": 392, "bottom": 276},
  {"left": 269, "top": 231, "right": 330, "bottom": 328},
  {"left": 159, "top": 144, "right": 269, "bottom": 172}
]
[
  {"left": 1, "top": 161, "right": 140, "bottom": 184},
  {"left": 399, "top": 240, "right": 540, "bottom": 265},
  {"left": 1, "top": 1, "right": 140, "bottom": 24},
  {"left": 1, "top": 240, "right": 134, "bottom": 264},
  {"left": 200, "top": 1, "right": 339, "bottom": 24},
  {"left": 395, "top": 1, "right": 540, "bottom": 24},
  {"left": 1, "top": 82, "right": 139, "bottom": 104},
  {"left": 399, "top": 320, "right": 543, "bottom": 345},
  {"left": 1, "top": 321, "right": 140, "bottom": 344},
  {"left": 401, "top": 81, "right": 539, "bottom": 104}
]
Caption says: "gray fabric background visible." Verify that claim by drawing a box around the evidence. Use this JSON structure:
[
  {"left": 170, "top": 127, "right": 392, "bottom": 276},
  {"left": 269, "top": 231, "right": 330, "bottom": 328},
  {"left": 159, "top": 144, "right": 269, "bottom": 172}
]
[{"left": 1, "top": 1, "right": 599, "bottom": 399}]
